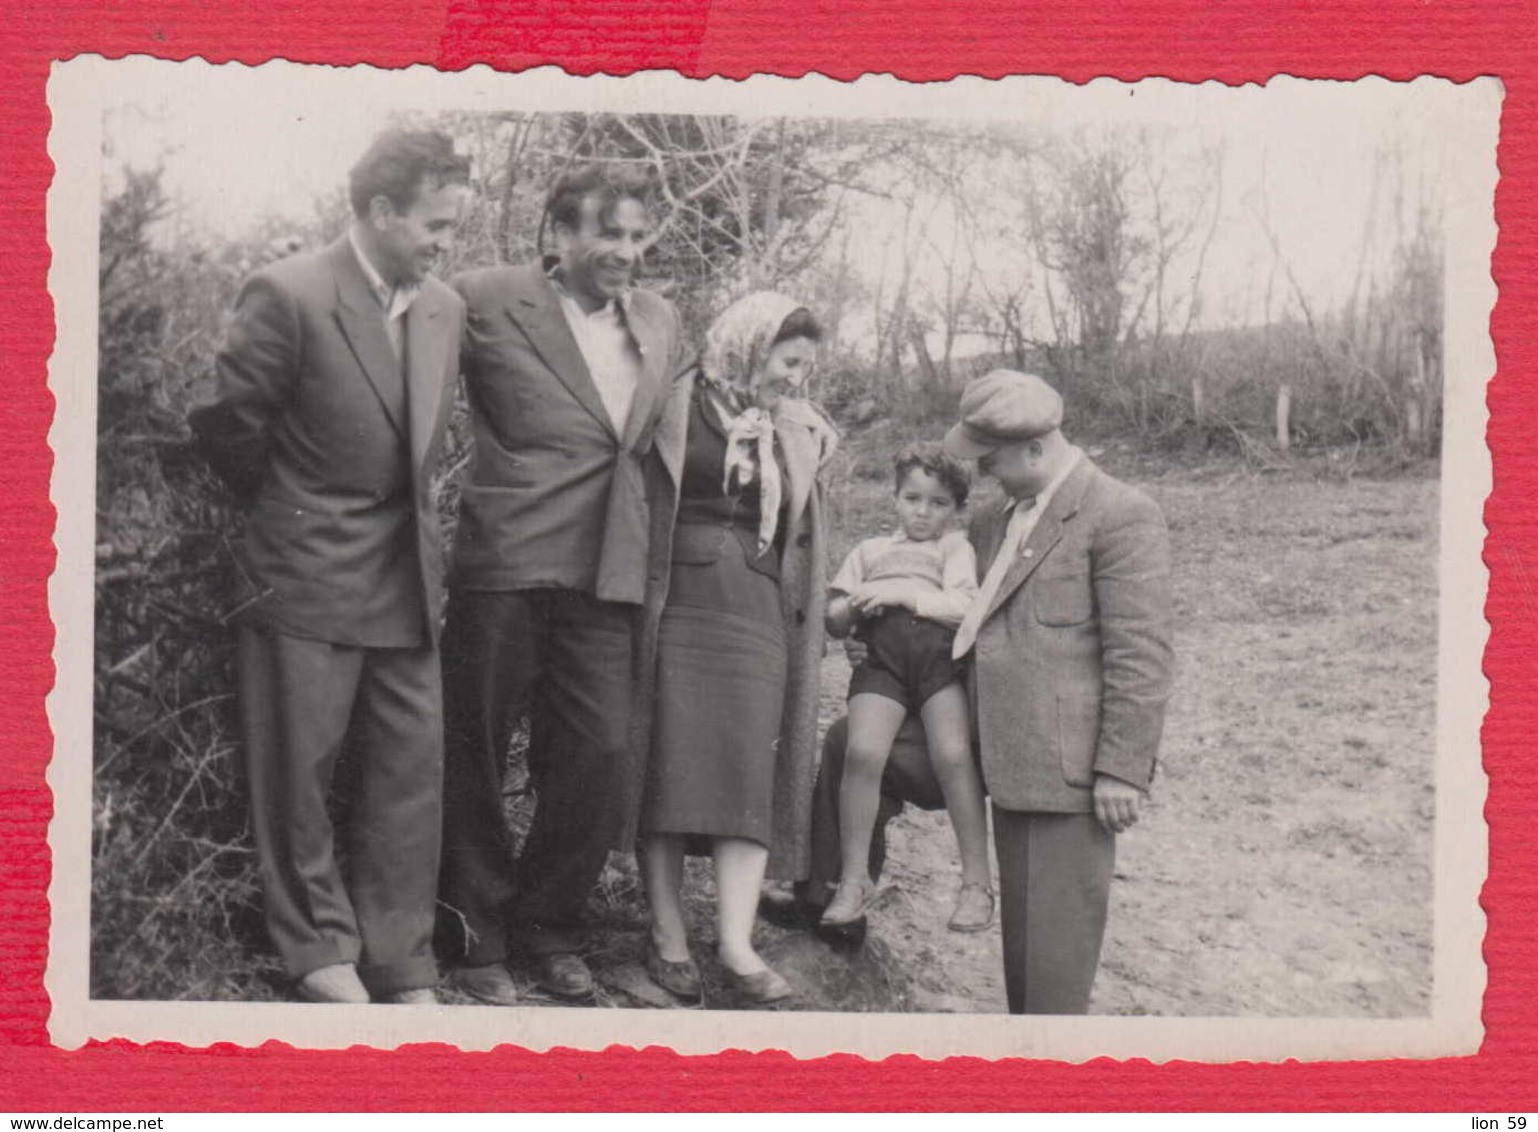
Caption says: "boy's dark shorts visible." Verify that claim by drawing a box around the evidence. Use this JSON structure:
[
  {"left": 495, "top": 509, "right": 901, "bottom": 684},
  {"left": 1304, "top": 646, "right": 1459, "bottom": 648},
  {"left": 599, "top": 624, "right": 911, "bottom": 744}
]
[{"left": 848, "top": 610, "right": 966, "bottom": 711}]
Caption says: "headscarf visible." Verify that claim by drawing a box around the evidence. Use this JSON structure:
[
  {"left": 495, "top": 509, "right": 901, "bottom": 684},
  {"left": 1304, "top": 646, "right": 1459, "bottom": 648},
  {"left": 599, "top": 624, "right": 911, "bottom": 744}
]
[{"left": 699, "top": 291, "right": 818, "bottom": 554}]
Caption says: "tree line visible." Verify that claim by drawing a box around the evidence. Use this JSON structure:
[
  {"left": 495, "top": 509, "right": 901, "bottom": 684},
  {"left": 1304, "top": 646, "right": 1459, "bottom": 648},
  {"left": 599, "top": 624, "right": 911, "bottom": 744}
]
[{"left": 407, "top": 111, "right": 1444, "bottom": 456}]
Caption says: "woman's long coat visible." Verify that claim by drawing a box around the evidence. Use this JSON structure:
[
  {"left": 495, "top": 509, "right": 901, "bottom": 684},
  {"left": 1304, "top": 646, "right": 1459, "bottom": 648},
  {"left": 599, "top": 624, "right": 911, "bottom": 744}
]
[{"left": 635, "top": 366, "right": 835, "bottom": 880}]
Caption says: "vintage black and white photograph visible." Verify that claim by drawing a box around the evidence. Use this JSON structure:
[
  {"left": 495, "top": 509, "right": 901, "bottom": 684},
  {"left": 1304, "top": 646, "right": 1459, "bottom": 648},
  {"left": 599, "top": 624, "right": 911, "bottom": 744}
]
[{"left": 46, "top": 59, "right": 1492, "bottom": 1059}]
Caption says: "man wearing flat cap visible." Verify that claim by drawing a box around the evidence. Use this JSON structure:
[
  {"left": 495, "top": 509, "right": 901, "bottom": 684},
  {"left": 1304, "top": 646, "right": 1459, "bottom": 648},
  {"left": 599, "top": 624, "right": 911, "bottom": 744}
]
[{"left": 945, "top": 369, "right": 1174, "bottom": 1014}]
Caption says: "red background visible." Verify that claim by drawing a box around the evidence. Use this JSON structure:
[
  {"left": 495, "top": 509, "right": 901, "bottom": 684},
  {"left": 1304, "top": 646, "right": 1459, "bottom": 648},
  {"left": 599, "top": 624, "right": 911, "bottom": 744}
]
[{"left": 1, "top": 0, "right": 1532, "bottom": 1111}]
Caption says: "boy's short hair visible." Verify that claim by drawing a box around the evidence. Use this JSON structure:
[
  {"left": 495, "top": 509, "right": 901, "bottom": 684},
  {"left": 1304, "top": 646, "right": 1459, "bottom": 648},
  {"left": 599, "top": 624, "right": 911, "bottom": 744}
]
[{"left": 894, "top": 441, "right": 970, "bottom": 507}]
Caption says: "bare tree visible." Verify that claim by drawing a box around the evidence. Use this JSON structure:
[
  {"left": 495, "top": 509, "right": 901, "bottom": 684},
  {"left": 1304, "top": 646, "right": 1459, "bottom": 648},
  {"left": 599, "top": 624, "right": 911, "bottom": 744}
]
[{"left": 1020, "top": 128, "right": 1223, "bottom": 431}]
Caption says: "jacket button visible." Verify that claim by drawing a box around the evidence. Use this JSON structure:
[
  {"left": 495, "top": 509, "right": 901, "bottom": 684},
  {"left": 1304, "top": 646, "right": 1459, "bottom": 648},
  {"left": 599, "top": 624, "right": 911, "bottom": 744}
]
[
  {"left": 796, "top": 533, "right": 811, "bottom": 547},
  {"left": 795, "top": 610, "right": 806, "bottom": 625}
]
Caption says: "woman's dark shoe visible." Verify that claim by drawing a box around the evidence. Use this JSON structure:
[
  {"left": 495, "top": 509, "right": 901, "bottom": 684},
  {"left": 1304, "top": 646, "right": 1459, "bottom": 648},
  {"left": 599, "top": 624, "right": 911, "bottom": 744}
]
[
  {"left": 644, "top": 939, "right": 702, "bottom": 1000},
  {"left": 723, "top": 965, "right": 794, "bottom": 1006}
]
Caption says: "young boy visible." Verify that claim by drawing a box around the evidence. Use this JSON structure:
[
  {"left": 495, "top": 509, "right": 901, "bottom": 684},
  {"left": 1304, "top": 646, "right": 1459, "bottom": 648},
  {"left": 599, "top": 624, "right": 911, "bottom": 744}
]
[{"left": 821, "top": 441, "right": 994, "bottom": 932}]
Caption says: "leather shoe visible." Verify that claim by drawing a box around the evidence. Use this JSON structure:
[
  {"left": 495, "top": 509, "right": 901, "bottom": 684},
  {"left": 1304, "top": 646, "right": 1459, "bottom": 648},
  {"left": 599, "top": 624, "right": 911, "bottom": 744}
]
[
  {"left": 448, "top": 962, "right": 519, "bottom": 1007},
  {"left": 815, "top": 915, "right": 867, "bottom": 951},
  {"left": 294, "top": 962, "right": 370, "bottom": 1004},
  {"left": 644, "top": 939, "right": 701, "bottom": 1000},
  {"left": 724, "top": 965, "right": 794, "bottom": 1006},
  {"left": 757, "top": 889, "right": 817, "bottom": 931},
  {"left": 380, "top": 986, "right": 439, "bottom": 1005},
  {"left": 535, "top": 952, "right": 595, "bottom": 1000}
]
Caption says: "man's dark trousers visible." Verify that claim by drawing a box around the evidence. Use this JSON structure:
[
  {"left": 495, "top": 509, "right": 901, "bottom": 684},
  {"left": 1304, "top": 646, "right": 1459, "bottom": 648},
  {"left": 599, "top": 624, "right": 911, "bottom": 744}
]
[
  {"left": 991, "top": 807, "right": 1114, "bottom": 1014},
  {"left": 239, "top": 626, "right": 442, "bottom": 995},
  {"left": 436, "top": 587, "right": 636, "bottom": 964}
]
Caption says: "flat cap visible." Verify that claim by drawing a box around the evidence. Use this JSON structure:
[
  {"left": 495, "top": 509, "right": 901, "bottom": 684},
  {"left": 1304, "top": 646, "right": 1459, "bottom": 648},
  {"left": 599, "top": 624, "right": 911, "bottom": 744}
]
[{"left": 943, "top": 369, "right": 1064, "bottom": 459}]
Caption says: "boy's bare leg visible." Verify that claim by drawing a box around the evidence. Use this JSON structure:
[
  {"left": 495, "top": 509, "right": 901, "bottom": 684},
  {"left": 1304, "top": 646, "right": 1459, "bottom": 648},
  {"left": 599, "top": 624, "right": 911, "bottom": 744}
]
[
  {"left": 834, "top": 692, "right": 911, "bottom": 892},
  {"left": 918, "top": 681, "right": 991, "bottom": 889}
]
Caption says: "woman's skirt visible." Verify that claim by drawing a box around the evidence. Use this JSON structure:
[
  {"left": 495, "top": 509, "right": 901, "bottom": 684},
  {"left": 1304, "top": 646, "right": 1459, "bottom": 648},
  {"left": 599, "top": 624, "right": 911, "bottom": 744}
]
[{"left": 644, "top": 524, "right": 788, "bottom": 847}]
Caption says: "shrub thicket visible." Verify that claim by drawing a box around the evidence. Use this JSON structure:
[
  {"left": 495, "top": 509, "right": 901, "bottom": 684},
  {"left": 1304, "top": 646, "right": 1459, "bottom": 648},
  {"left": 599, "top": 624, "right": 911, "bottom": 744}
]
[{"left": 93, "top": 169, "right": 287, "bottom": 998}]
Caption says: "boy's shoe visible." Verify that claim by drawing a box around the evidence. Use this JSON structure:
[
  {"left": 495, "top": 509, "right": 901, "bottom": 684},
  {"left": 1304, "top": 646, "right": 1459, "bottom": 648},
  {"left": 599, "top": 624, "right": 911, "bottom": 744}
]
[
  {"left": 948, "top": 882, "right": 995, "bottom": 933},
  {"left": 820, "top": 876, "right": 876, "bottom": 927}
]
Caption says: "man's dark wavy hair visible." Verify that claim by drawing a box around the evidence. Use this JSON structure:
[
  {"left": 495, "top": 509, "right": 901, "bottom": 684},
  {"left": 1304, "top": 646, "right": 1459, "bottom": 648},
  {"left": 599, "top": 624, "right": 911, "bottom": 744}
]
[
  {"left": 348, "top": 129, "right": 471, "bottom": 218},
  {"left": 894, "top": 440, "right": 971, "bottom": 507},
  {"left": 544, "top": 163, "right": 659, "bottom": 234}
]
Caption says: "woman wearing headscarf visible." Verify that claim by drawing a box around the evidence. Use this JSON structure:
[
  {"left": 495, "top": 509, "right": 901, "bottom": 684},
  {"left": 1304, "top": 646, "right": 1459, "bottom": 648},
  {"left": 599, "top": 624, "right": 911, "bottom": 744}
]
[{"left": 639, "top": 291, "right": 839, "bottom": 1006}]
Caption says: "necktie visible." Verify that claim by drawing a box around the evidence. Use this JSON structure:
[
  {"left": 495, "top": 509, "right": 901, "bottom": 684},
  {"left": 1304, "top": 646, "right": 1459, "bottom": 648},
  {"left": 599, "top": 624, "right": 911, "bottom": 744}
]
[{"left": 951, "top": 497, "right": 1037, "bottom": 659}]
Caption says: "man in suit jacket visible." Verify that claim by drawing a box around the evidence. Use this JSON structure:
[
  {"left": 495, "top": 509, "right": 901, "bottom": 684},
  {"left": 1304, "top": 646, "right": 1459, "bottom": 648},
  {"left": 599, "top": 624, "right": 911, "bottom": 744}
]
[
  {"left": 944, "top": 369, "right": 1175, "bottom": 1014},
  {"left": 189, "top": 130, "right": 470, "bottom": 1004},
  {"left": 436, "top": 164, "right": 685, "bottom": 1005}
]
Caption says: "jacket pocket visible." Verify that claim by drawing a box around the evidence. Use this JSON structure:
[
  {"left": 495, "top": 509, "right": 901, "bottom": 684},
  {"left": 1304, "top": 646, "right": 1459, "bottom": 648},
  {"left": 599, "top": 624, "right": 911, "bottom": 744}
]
[
  {"left": 1034, "top": 572, "right": 1092, "bottom": 626},
  {"left": 1057, "top": 694, "right": 1100, "bottom": 787}
]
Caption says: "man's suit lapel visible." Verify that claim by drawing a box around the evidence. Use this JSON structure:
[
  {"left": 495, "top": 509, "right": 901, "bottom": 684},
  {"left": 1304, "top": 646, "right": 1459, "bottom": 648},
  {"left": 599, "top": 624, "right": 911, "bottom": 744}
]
[
  {"left": 331, "top": 240, "right": 408, "bottom": 441},
  {"left": 507, "top": 271, "right": 618, "bottom": 441},
  {"left": 404, "top": 285, "right": 451, "bottom": 473},
  {"left": 620, "top": 303, "right": 668, "bottom": 451},
  {"left": 654, "top": 362, "right": 697, "bottom": 494},
  {"left": 979, "top": 458, "right": 1095, "bottom": 626}
]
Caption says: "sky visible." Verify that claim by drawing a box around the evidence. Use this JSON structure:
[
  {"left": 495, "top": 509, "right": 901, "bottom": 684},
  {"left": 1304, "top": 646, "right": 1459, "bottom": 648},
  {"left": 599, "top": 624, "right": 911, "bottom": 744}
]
[{"left": 100, "top": 66, "right": 1488, "bottom": 337}]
